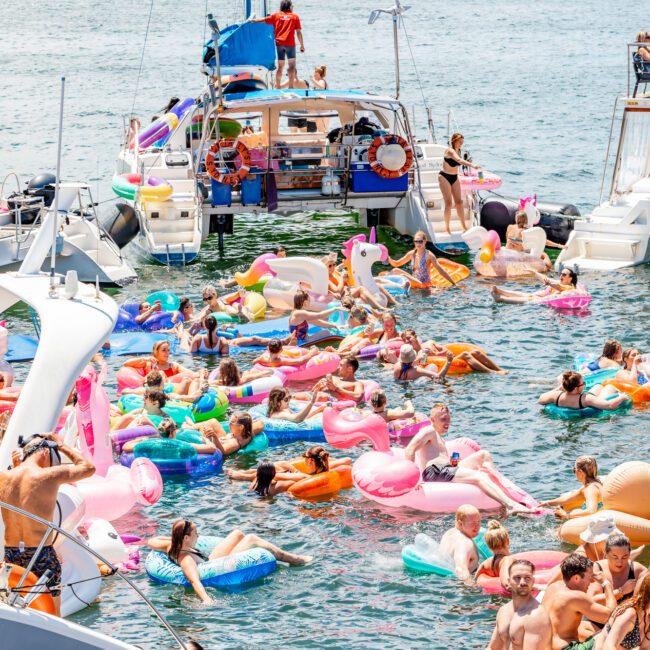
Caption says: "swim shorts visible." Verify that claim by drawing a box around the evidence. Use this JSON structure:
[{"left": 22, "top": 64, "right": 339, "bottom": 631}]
[
  {"left": 562, "top": 637, "right": 595, "bottom": 650},
  {"left": 4, "top": 544, "right": 62, "bottom": 597},
  {"left": 422, "top": 463, "right": 457, "bottom": 482},
  {"left": 276, "top": 44, "right": 296, "bottom": 60}
]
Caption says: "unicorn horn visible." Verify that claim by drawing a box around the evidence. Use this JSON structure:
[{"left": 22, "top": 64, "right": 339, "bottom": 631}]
[{"left": 369, "top": 226, "right": 376, "bottom": 244}]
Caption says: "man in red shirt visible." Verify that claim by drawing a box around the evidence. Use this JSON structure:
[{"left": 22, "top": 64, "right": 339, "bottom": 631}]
[{"left": 252, "top": 1, "right": 304, "bottom": 89}]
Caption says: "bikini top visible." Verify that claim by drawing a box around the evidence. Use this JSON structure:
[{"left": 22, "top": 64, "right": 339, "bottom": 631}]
[
  {"left": 171, "top": 547, "right": 209, "bottom": 565},
  {"left": 555, "top": 391, "right": 587, "bottom": 409},
  {"left": 443, "top": 156, "right": 461, "bottom": 167},
  {"left": 290, "top": 320, "right": 309, "bottom": 339}
]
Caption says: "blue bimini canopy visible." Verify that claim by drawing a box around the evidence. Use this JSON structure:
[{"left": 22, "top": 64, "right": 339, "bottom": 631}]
[{"left": 203, "top": 22, "right": 276, "bottom": 71}]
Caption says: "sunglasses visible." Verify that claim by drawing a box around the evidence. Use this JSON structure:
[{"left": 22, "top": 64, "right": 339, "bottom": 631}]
[
  {"left": 414, "top": 239, "right": 425, "bottom": 244},
  {"left": 560, "top": 271, "right": 571, "bottom": 277}
]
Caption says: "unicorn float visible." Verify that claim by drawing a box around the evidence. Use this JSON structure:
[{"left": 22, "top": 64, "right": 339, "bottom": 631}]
[
  {"left": 263, "top": 256, "right": 332, "bottom": 310},
  {"left": 322, "top": 408, "right": 543, "bottom": 514},
  {"left": 234, "top": 252, "right": 278, "bottom": 289},
  {"left": 462, "top": 196, "right": 549, "bottom": 278}
]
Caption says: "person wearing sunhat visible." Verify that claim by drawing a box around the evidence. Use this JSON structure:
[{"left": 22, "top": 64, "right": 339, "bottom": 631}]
[{"left": 392, "top": 344, "right": 453, "bottom": 381}]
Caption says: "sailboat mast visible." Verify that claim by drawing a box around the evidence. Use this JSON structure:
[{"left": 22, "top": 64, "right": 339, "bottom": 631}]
[{"left": 49, "top": 76, "right": 66, "bottom": 283}]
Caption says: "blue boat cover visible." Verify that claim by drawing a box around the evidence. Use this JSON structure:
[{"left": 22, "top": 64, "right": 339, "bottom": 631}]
[
  {"left": 204, "top": 22, "right": 276, "bottom": 71},
  {"left": 6, "top": 335, "right": 39, "bottom": 362}
]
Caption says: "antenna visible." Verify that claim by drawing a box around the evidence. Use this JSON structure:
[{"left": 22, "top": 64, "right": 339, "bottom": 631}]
[{"left": 49, "top": 76, "right": 66, "bottom": 288}]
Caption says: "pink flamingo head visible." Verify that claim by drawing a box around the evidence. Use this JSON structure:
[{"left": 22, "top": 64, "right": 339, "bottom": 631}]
[{"left": 323, "top": 407, "right": 391, "bottom": 452}]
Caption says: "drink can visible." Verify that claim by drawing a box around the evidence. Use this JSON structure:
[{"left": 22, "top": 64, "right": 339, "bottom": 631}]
[
  {"left": 478, "top": 170, "right": 485, "bottom": 183},
  {"left": 450, "top": 452, "right": 460, "bottom": 466}
]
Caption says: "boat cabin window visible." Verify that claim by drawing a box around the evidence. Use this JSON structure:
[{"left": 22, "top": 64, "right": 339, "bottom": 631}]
[
  {"left": 277, "top": 110, "right": 340, "bottom": 136},
  {"left": 614, "top": 107, "right": 650, "bottom": 194}
]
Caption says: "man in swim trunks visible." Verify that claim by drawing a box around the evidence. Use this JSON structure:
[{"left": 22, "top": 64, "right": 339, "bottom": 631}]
[
  {"left": 487, "top": 559, "right": 553, "bottom": 649},
  {"left": 404, "top": 404, "right": 534, "bottom": 515},
  {"left": 439, "top": 504, "right": 482, "bottom": 581},
  {"left": 0, "top": 433, "right": 95, "bottom": 615},
  {"left": 541, "top": 553, "right": 616, "bottom": 650},
  {"left": 313, "top": 357, "right": 363, "bottom": 403}
]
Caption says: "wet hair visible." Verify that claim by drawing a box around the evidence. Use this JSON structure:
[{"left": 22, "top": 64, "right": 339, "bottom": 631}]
[
  {"left": 349, "top": 306, "right": 367, "bottom": 323},
  {"left": 561, "top": 268, "right": 578, "bottom": 287},
  {"left": 304, "top": 446, "right": 329, "bottom": 474},
  {"left": 273, "top": 245, "right": 286, "bottom": 255},
  {"left": 157, "top": 418, "right": 177, "bottom": 438},
  {"left": 144, "top": 370, "right": 165, "bottom": 390},
  {"left": 341, "top": 356, "right": 359, "bottom": 373},
  {"left": 152, "top": 340, "right": 170, "bottom": 357},
  {"left": 314, "top": 65, "right": 327, "bottom": 77},
  {"left": 514, "top": 210, "right": 528, "bottom": 228},
  {"left": 602, "top": 339, "right": 622, "bottom": 360},
  {"left": 561, "top": 370, "right": 584, "bottom": 392},
  {"left": 267, "top": 387, "right": 290, "bottom": 416},
  {"left": 280, "top": 0, "right": 292, "bottom": 11},
  {"left": 146, "top": 389, "right": 167, "bottom": 409},
  {"left": 370, "top": 389, "right": 387, "bottom": 408},
  {"left": 293, "top": 290, "right": 309, "bottom": 310},
  {"left": 484, "top": 520, "right": 510, "bottom": 551},
  {"left": 179, "top": 297, "right": 192, "bottom": 314},
  {"left": 231, "top": 411, "right": 253, "bottom": 441},
  {"left": 253, "top": 461, "right": 276, "bottom": 497},
  {"left": 622, "top": 348, "right": 639, "bottom": 370},
  {"left": 561, "top": 553, "right": 593, "bottom": 582},
  {"left": 168, "top": 518, "right": 192, "bottom": 564},
  {"left": 605, "top": 533, "right": 632, "bottom": 554},
  {"left": 204, "top": 315, "right": 218, "bottom": 349},
  {"left": 574, "top": 455, "right": 601, "bottom": 485},
  {"left": 450, "top": 133, "right": 464, "bottom": 149},
  {"left": 341, "top": 296, "right": 356, "bottom": 310},
  {"left": 509, "top": 559, "right": 535, "bottom": 575},
  {"left": 268, "top": 338, "right": 283, "bottom": 354},
  {"left": 608, "top": 572, "right": 650, "bottom": 643},
  {"left": 218, "top": 359, "right": 241, "bottom": 386}
]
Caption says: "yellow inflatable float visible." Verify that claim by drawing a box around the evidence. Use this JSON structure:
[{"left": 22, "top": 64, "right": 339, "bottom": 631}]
[
  {"left": 559, "top": 461, "right": 650, "bottom": 545},
  {"left": 602, "top": 378, "right": 650, "bottom": 405},
  {"left": 424, "top": 342, "right": 487, "bottom": 375}
]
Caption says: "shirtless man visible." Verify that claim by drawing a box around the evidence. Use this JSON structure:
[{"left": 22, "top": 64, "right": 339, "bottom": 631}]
[
  {"left": 439, "top": 504, "right": 482, "bottom": 581},
  {"left": 487, "top": 559, "right": 553, "bottom": 649},
  {"left": 0, "top": 433, "right": 95, "bottom": 615},
  {"left": 404, "top": 403, "right": 533, "bottom": 514},
  {"left": 313, "top": 357, "right": 363, "bottom": 403},
  {"left": 541, "top": 553, "right": 616, "bottom": 650}
]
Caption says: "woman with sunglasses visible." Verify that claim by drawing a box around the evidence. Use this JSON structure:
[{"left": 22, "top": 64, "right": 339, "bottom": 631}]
[
  {"left": 539, "top": 456, "right": 604, "bottom": 519},
  {"left": 538, "top": 371, "right": 629, "bottom": 413},
  {"left": 387, "top": 231, "right": 457, "bottom": 288},
  {"left": 146, "top": 519, "right": 312, "bottom": 603},
  {"left": 490, "top": 267, "right": 579, "bottom": 304},
  {"left": 199, "top": 285, "right": 255, "bottom": 323}
]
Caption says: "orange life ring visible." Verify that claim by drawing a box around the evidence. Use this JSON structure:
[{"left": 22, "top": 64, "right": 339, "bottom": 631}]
[
  {"left": 288, "top": 459, "right": 353, "bottom": 499},
  {"left": 6, "top": 564, "right": 57, "bottom": 615},
  {"left": 205, "top": 138, "right": 251, "bottom": 186},
  {"left": 367, "top": 134, "right": 413, "bottom": 179},
  {"left": 424, "top": 342, "right": 486, "bottom": 375}
]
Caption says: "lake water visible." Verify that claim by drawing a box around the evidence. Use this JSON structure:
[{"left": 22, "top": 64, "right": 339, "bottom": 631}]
[{"left": 1, "top": 1, "right": 649, "bottom": 648}]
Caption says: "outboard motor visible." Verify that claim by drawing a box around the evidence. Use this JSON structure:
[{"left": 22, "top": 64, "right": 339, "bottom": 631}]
[
  {"left": 6, "top": 173, "right": 57, "bottom": 225},
  {"left": 103, "top": 203, "right": 139, "bottom": 249},
  {"left": 480, "top": 196, "right": 581, "bottom": 246}
]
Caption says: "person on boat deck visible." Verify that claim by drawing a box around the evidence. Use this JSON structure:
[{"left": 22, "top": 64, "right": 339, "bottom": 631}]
[
  {"left": 616, "top": 347, "right": 649, "bottom": 385},
  {"left": 123, "top": 340, "right": 194, "bottom": 380},
  {"left": 439, "top": 504, "right": 483, "bottom": 582},
  {"left": 146, "top": 519, "right": 312, "bottom": 604},
  {"left": 393, "top": 344, "right": 453, "bottom": 381},
  {"left": 586, "top": 340, "right": 623, "bottom": 372},
  {"left": 405, "top": 403, "right": 534, "bottom": 515},
  {"left": 1, "top": 433, "right": 95, "bottom": 616},
  {"left": 505, "top": 210, "right": 553, "bottom": 270},
  {"left": 486, "top": 558, "right": 553, "bottom": 650},
  {"left": 368, "top": 388, "right": 414, "bottom": 422},
  {"left": 209, "top": 358, "right": 273, "bottom": 388},
  {"left": 228, "top": 446, "right": 352, "bottom": 495},
  {"left": 539, "top": 455, "right": 604, "bottom": 520},
  {"left": 250, "top": 0, "right": 305, "bottom": 89},
  {"left": 437, "top": 133, "right": 482, "bottom": 234},
  {"left": 189, "top": 315, "right": 230, "bottom": 355},
  {"left": 387, "top": 231, "right": 457, "bottom": 288},
  {"left": 490, "top": 267, "right": 580, "bottom": 304},
  {"left": 635, "top": 30, "right": 650, "bottom": 61},
  {"left": 253, "top": 337, "right": 319, "bottom": 368},
  {"left": 601, "top": 571, "right": 650, "bottom": 650},
  {"left": 538, "top": 370, "right": 629, "bottom": 412},
  {"left": 200, "top": 284, "right": 255, "bottom": 323},
  {"left": 135, "top": 300, "right": 162, "bottom": 324},
  {"left": 312, "top": 357, "right": 363, "bottom": 402},
  {"left": 288, "top": 290, "right": 340, "bottom": 345},
  {"left": 588, "top": 534, "right": 646, "bottom": 608},
  {"left": 311, "top": 65, "right": 328, "bottom": 90},
  {"left": 541, "top": 553, "right": 616, "bottom": 650},
  {"left": 266, "top": 386, "right": 326, "bottom": 423},
  {"left": 112, "top": 389, "right": 169, "bottom": 432}
]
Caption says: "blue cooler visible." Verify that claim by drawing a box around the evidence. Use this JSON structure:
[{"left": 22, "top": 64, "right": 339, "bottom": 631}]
[
  {"left": 350, "top": 162, "right": 408, "bottom": 192},
  {"left": 241, "top": 168, "right": 262, "bottom": 206},
  {"left": 210, "top": 176, "right": 232, "bottom": 207}
]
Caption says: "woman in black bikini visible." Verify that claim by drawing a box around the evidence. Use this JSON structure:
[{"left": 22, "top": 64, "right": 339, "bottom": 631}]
[
  {"left": 438, "top": 133, "right": 482, "bottom": 235},
  {"left": 146, "top": 519, "right": 312, "bottom": 603},
  {"left": 593, "top": 534, "right": 646, "bottom": 606},
  {"left": 538, "top": 371, "right": 629, "bottom": 412},
  {"left": 602, "top": 571, "right": 650, "bottom": 649}
]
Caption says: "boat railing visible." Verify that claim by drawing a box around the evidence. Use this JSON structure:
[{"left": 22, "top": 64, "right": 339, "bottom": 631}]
[
  {"left": 627, "top": 41, "right": 650, "bottom": 97},
  {"left": 0, "top": 499, "right": 188, "bottom": 649}
]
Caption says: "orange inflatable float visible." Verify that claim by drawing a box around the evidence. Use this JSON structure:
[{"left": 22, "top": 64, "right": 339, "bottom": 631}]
[
  {"left": 424, "top": 342, "right": 486, "bottom": 375},
  {"left": 287, "top": 459, "right": 353, "bottom": 499},
  {"left": 410, "top": 259, "right": 470, "bottom": 289},
  {"left": 5, "top": 564, "right": 57, "bottom": 615},
  {"left": 559, "top": 461, "right": 650, "bottom": 545},
  {"left": 602, "top": 379, "right": 650, "bottom": 405}
]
